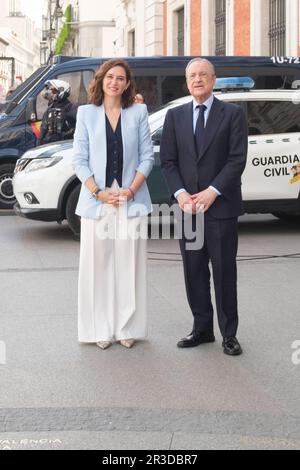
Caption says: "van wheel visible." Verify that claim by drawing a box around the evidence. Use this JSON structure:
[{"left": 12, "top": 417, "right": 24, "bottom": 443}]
[
  {"left": 272, "top": 212, "right": 300, "bottom": 222},
  {"left": 0, "top": 163, "right": 16, "bottom": 209},
  {"left": 66, "top": 185, "right": 81, "bottom": 238}
]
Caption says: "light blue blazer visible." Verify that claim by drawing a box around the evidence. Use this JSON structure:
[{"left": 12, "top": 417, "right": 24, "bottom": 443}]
[{"left": 72, "top": 103, "right": 154, "bottom": 219}]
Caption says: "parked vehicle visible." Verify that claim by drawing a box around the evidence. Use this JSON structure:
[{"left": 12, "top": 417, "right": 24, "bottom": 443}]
[
  {"left": 2, "top": 54, "right": 300, "bottom": 208},
  {"left": 13, "top": 82, "right": 300, "bottom": 236}
]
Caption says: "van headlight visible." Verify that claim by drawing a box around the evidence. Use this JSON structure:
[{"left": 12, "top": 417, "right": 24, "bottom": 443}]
[{"left": 25, "top": 156, "right": 63, "bottom": 173}]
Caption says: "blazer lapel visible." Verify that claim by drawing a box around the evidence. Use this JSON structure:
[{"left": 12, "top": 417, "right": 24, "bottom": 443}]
[
  {"left": 183, "top": 100, "right": 198, "bottom": 161},
  {"left": 94, "top": 104, "right": 106, "bottom": 158},
  {"left": 197, "top": 97, "right": 224, "bottom": 162},
  {"left": 120, "top": 107, "right": 128, "bottom": 170},
  {"left": 89, "top": 104, "right": 107, "bottom": 185}
]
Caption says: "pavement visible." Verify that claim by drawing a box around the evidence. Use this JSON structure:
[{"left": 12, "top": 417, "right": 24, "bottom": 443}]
[{"left": 0, "top": 212, "right": 299, "bottom": 450}]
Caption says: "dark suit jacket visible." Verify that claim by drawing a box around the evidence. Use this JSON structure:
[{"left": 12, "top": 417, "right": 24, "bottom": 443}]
[{"left": 160, "top": 97, "right": 248, "bottom": 219}]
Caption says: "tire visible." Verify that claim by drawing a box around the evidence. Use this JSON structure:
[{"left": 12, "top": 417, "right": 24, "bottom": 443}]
[
  {"left": 0, "top": 163, "right": 16, "bottom": 209},
  {"left": 272, "top": 212, "right": 300, "bottom": 222},
  {"left": 66, "top": 185, "right": 81, "bottom": 237}
]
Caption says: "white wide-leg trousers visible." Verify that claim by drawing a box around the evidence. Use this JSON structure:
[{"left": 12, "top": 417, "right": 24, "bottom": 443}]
[{"left": 77, "top": 206, "right": 148, "bottom": 343}]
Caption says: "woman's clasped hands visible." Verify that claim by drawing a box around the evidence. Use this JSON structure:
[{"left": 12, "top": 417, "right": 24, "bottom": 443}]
[{"left": 98, "top": 188, "right": 133, "bottom": 206}]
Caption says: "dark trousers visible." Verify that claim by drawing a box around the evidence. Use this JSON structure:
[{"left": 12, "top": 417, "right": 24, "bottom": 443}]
[{"left": 179, "top": 212, "right": 239, "bottom": 338}]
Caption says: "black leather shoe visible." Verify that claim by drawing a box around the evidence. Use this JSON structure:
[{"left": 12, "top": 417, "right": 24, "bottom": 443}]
[
  {"left": 222, "top": 337, "right": 242, "bottom": 356},
  {"left": 177, "top": 332, "right": 215, "bottom": 348}
]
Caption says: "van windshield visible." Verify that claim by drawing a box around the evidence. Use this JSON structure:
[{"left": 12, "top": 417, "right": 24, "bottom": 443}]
[{"left": 2, "top": 65, "right": 51, "bottom": 115}]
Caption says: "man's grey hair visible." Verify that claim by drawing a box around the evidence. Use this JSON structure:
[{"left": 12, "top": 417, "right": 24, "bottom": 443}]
[{"left": 185, "top": 58, "right": 216, "bottom": 77}]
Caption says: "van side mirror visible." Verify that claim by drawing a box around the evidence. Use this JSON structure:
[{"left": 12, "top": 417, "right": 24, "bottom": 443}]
[{"left": 26, "top": 97, "right": 37, "bottom": 122}]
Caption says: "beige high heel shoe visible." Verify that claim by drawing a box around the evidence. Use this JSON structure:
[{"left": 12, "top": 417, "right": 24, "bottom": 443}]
[
  {"left": 119, "top": 339, "right": 135, "bottom": 349},
  {"left": 96, "top": 341, "right": 112, "bottom": 350}
]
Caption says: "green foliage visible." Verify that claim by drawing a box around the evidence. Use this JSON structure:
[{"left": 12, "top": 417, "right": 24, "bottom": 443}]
[{"left": 54, "top": 4, "right": 72, "bottom": 55}]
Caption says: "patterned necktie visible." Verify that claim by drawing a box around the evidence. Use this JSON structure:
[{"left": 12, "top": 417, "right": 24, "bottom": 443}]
[{"left": 195, "top": 104, "right": 206, "bottom": 156}]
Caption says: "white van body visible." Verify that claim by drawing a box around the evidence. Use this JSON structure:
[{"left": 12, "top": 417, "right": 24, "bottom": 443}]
[{"left": 149, "top": 90, "right": 300, "bottom": 207}]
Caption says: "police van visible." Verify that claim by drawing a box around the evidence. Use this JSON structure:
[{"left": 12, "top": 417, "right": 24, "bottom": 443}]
[
  {"left": 2, "top": 55, "right": 300, "bottom": 209},
  {"left": 13, "top": 77, "right": 300, "bottom": 236}
]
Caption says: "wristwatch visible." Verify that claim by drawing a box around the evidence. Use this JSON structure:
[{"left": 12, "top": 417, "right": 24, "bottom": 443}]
[{"left": 91, "top": 187, "right": 101, "bottom": 200}]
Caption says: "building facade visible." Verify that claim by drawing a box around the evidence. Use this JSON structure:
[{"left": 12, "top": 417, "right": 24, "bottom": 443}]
[
  {"left": 0, "top": 0, "right": 41, "bottom": 96},
  {"left": 0, "top": 36, "right": 9, "bottom": 101},
  {"left": 41, "top": 0, "right": 117, "bottom": 63},
  {"left": 0, "top": 0, "right": 41, "bottom": 95},
  {"left": 115, "top": 0, "right": 300, "bottom": 57},
  {"left": 115, "top": 0, "right": 164, "bottom": 56},
  {"left": 167, "top": 0, "right": 300, "bottom": 57}
]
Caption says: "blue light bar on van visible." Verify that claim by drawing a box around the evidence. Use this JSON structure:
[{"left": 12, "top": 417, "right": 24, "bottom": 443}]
[{"left": 214, "top": 77, "right": 254, "bottom": 91}]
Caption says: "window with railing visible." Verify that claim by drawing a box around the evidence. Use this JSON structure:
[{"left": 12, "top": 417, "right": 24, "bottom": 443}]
[
  {"left": 215, "top": 0, "right": 226, "bottom": 55},
  {"left": 269, "top": 0, "right": 286, "bottom": 55},
  {"left": 177, "top": 8, "right": 184, "bottom": 56}
]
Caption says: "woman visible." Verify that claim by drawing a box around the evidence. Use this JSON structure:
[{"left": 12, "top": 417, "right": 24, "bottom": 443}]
[
  {"left": 73, "top": 59, "right": 154, "bottom": 349},
  {"left": 134, "top": 93, "right": 145, "bottom": 104}
]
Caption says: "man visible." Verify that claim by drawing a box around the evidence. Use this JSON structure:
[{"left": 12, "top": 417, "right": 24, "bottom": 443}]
[
  {"left": 160, "top": 58, "right": 248, "bottom": 356},
  {"left": 37, "top": 79, "right": 77, "bottom": 146}
]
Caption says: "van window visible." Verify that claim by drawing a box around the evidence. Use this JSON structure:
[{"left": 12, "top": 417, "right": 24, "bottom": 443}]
[
  {"left": 135, "top": 76, "right": 158, "bottom": 110},
  {"left": 152, "top": 126, "right": 163, "bottom": 145},
  {"left": 3, "top": 65, "right": 51, "bottom": 115},
  {"left": 61, "top": 70, "right": 94, "bottom": 105},
  {"left": 36, "top": 70, "right": 94, "bottom": 120},
  {"left": 247, "top": 100, "right": 300, "bottom": 135},
  {"left": 135, "top": 75, "right": 189, "bottom": 111},
  {"left": 161, "top": 75, "right": 188, "bottom": 103}
]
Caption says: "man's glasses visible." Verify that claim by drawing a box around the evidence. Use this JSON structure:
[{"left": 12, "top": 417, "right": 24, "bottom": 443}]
[{"left": 187, "top": 72, "right": 214, "bottom": 81}]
